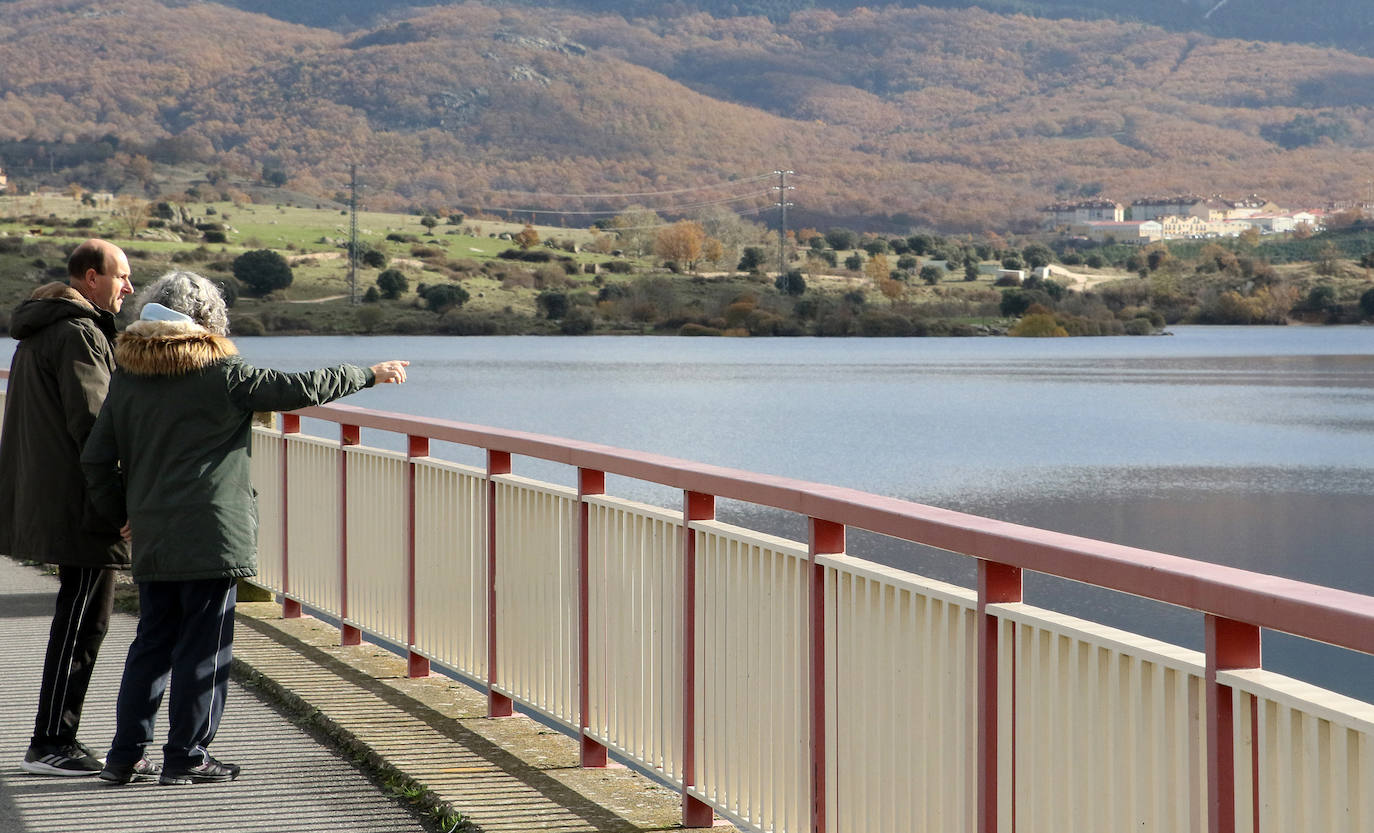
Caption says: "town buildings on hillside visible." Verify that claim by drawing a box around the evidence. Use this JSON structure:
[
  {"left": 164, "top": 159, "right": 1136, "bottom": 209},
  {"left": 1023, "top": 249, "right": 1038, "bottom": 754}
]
[{"left": 1040, "top": 194, "right": 1324, "bottom": 245}]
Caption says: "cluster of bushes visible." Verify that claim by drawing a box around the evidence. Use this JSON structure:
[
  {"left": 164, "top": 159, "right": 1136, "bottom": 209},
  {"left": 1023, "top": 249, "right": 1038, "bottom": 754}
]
[{"left": 996, "top": 273, "right": 1166, "bottom": 336}]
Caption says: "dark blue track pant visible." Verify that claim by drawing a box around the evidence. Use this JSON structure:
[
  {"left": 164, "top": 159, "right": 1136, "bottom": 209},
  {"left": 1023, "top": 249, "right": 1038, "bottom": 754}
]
[{"left": 106, "top": 578, "right": 237, "bottom": 769}]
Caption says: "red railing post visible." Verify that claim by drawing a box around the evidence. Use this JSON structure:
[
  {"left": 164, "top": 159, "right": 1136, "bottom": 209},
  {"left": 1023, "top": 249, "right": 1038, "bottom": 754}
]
[
  {"left": 578, "top": 468, "right": 609, "bottom": 767},
  {"left": 406, "top": 435, "right": 430, "bottom": 678},
  {"left": 487, "top": 450, "right": 514, "bottom": 717},
  {"left": 339, "top": 424, "right": 362, "bottom": 646},
  {"left": 1206, "top": 616, "right": 1261, "bottom": 833},
  {"left": 280, "top": 413, "right": 302, "bottom": 619},
  {"left": 977, "top": 560, "right": 1022, "bottom": 833},
  {"left": 809, "top": 518, "right": 845, "bottom": 833},
  {"left": 681, "top": 490, "right": 715, "bottom": 828}
]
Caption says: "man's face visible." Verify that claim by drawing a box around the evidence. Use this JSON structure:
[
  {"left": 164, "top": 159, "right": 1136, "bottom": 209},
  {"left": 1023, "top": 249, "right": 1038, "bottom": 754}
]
[{"left": 85, "top": 248, "right": 134, "bottom": 314}]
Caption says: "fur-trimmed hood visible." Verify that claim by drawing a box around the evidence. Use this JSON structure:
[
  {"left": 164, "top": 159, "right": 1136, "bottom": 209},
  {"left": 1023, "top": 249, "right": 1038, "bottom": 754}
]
[{"left": 114, "top": 319, "right": 238, "bottom": 376}]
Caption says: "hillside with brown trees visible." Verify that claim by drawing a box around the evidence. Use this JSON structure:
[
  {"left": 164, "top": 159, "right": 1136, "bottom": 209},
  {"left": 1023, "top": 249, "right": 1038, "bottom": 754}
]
[{"left": 0, "top": 0, "right": 1371, "bottom": 232}]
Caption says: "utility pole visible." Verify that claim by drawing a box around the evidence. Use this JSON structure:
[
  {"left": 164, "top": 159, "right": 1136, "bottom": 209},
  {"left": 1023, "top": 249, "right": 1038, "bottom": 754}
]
[
  {"left": 348, "top": 164, "right": 359, "bottom": 305},
  {"left": 774, "top": 169, "right": 794, "bottom": 277}
]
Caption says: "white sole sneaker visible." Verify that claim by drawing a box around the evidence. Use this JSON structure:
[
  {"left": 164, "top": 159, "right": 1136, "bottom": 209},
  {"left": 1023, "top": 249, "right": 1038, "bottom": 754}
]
[{"left": 21, "top": 754, "right": 103, "bottom": 776}]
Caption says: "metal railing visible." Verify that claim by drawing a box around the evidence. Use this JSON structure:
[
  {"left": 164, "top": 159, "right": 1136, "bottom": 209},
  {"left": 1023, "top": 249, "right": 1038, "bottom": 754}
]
[
  {"left": 245, "top": 402, "right": 1374, "bottom": 833},
  {"left": 7, "top": 373, "right": 1371, "bottom": 833}
]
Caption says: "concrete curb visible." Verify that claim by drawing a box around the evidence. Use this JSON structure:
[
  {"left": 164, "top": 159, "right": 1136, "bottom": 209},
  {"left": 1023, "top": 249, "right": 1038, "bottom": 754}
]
[
  {"left": 231, "top": 603, "right": 732, "bottom": 833},
  {"left": 230, "top": 655, "right": 464, "bottom": 830}
]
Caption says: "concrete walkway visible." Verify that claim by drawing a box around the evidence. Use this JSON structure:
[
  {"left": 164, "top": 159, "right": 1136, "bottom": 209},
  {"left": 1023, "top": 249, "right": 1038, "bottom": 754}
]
[{"left": 1, "top": 557, "right": 731, "bottom": 832}]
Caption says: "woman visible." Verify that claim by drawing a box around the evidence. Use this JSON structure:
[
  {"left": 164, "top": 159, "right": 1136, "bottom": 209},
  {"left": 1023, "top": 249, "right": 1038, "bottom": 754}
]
[{"left": 81, "top": 270, "right": 408, "bottom": 785}]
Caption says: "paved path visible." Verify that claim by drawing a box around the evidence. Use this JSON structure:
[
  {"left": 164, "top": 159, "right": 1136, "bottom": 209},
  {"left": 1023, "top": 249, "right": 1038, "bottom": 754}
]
[
  {"left": 0, "top": 558, "right": 428, "bottom": 833},
  {"left": 1, "top": 557, "right": 732, "bottom": 833}
]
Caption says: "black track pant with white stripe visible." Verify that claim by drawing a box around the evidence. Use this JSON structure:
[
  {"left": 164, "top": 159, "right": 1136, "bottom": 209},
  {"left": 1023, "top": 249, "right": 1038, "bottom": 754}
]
[{"left": 33, "top": 566, "right": 117, "bottom": 746}]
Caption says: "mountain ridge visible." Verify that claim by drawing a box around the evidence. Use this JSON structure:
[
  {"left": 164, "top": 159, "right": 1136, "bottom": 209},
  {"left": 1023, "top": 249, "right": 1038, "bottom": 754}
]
[
  {"left": 0, "top": 0, "right": 1369, "bottom": 232},
  {"left": 214, "top": 0, "right": 1374, "bottom": 58}
]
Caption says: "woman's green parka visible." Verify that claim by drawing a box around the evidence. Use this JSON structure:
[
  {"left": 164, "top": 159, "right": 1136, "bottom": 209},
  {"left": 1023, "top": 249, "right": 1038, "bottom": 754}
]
[{"left": 81, "top": 319, "right": 375, "bottom": 583}]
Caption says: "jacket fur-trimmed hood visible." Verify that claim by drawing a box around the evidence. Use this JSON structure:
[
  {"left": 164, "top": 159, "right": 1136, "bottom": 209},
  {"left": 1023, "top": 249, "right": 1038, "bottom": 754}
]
[
  {"left": 10, "top": 282, "right": 105, "bottom": 340},
  {"left": 30, "top": 281, "right": 96, "bottom": 307},
  {"left": 114, "top": 319, "right": 238, "bottom": 376}
]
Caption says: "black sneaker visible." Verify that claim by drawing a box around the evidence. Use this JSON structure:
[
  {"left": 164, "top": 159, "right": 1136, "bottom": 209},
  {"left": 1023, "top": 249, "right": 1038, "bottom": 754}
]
[
  {"left": 99, "top": 756, "right": 161, "bottom": 784},
  {"left": 20, "top": 741, "right": 103, "bottom": 776},
  {"left": 159, "top": 756, "right": 241, "bottom": 785}
]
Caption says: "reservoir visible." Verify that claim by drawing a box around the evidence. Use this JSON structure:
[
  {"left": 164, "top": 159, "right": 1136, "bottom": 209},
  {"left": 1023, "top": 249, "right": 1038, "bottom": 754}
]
[{"left": 12, "top": 326, "right": 1372, "bottom": 698}]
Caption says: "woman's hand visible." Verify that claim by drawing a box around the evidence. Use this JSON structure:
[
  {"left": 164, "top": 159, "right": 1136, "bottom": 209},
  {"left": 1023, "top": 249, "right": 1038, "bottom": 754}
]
[{"left": 370, "top": 360, "right": 409, "bottom": 384}]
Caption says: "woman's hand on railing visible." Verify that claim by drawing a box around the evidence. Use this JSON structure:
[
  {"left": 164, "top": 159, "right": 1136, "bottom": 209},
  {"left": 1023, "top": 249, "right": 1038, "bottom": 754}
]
[{"left": 370, "top": 360, "right": 410, "bottom": 385}]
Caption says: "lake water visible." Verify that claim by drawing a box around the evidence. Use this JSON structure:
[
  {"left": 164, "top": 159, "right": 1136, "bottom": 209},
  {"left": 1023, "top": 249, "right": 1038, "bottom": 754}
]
[{"left": 12, "top": 326, "right": 1374, "bottom": 698}]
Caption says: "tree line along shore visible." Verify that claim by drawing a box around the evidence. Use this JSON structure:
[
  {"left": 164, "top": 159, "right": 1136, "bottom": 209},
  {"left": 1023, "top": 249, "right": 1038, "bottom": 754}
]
[{"left": 2, "top": 193, "right": 1373, "bottom": 338}]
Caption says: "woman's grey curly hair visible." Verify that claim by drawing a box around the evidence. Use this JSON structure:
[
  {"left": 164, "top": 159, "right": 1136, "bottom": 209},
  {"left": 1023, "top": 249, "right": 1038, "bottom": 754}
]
[{"left": 135, "top": 270, "right": 230, "bottom": 336}]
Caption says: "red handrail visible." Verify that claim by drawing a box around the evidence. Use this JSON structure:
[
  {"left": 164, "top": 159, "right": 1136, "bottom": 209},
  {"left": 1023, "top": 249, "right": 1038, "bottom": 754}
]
[{"left": 298, "top": 401, "right": 1374, "bottom": 658}]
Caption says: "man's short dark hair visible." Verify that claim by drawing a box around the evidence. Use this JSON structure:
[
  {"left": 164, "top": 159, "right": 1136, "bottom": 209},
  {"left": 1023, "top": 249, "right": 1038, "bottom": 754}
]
[{"left": 67, "top": 240, "right": 109, "bottom": 280}]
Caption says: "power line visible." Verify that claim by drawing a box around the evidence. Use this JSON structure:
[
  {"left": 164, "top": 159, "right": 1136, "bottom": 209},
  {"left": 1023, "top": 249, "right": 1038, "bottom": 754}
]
[
  {"left": 570, "top": 199, "right": 784, "bottom": 233},
  {"left": 480, "top": 173, "right": 777, "bottom": 200},
  {"left": 474, "top": 189, "right": 774, "bottom": 218}
]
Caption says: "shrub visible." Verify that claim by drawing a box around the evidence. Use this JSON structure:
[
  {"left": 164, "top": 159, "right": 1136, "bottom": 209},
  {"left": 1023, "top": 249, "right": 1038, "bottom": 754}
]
[
  {"left": 1360, "top": 287, "right": 1374, "bottom": 318},
  {"left": 171, "top": 246, "right": 211, "bottom": 263},
  {"left": 1124, "top": 317, "right": 1154, "bottom": 335},
  {"left": 419, "top": 283, "right": 469, "bottom": 313},
  {"left": 857, "top": 310, "right": 915, "bottom": 336},
  {"left": 680, "top": 322, "right": 723, "bottom": 336},
  {"left": 203, "top": 230, "right": 227, "bottom": 244},
  {"left": 559, "top": 308, "right": 595, "bottom": 335},
  {"left": 230, "top": 314, "right": 264, "bottom": 336},
  {"left": 824, "top": 228, "right": 856, "bottom": 250},
  {"left": 499, "top": 248, "right": 554, "bottom": 262},
  {"left": 999, "top": 289, "right": 1051, "bottom": 317},
  {"left": 534, "top": 265, "right": 568, "bottom": 287},
  {"left": 376, "top": 269, "right": 408, "bottom": 300},
  {"left": 738, "top": 247, "right": 766, "bottom": 272},
  {"left": 232, "top": 249, "right": 293, "bottom": 295},
  {"left": 597, "top": 283, "right": 631, "bottom": 302},
  {"left": 602, "top": 260, "right": 634, "bottom": 274},
  {"left": 1301, "top": 285, "right": 1335, "bottom": 311},
  {"left": 1010, "top": 313, "right": 1068, "bottom": 337},
  {"left": 361, "top": 248, "right": 387, "bottom": 269},
  {"left": 537, "top": 291, "right": 569, "bottom": 319},
  {"left": 514, "top": 224, "right": 540, "bottom": 249},
  {"left": 774, "top": 270, "right": 806, "bottom": 296}
]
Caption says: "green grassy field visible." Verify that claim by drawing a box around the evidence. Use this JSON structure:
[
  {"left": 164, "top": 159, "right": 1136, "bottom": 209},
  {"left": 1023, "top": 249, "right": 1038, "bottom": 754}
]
[
  {"left": 0, "top": 194, "right": 647, "bottom": 332},
  {"left": 0, "top": 192, "right": 1036, "bottom": 336}
]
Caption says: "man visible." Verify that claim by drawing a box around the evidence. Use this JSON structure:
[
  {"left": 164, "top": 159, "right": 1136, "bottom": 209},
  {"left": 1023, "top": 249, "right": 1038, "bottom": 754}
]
[{"left": 0, "top": 238, "right": 134, "bottom": 776}]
